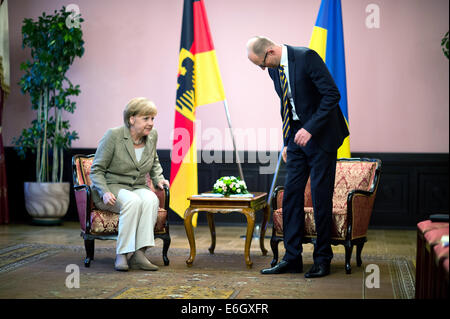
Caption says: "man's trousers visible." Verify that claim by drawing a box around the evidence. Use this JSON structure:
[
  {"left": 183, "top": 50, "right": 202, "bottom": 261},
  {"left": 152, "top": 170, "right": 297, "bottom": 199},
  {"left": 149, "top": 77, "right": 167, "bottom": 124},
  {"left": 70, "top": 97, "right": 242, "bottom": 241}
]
[{"left": 282, "top": 130, "right": 337, "bottom": 266}]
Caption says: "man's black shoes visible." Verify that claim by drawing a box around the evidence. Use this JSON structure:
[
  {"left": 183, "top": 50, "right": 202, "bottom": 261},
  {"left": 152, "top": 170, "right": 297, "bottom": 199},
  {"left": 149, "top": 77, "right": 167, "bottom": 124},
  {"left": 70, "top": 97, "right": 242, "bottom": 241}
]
[
  {"left": 304, "top": 263, "right": 330, "bottom": 278},
  {"left": 260, "top": 260, "right": 303, "bottom": 274},
  {"left": 261, "top": 260, "right": 331, "bottom": 277}
]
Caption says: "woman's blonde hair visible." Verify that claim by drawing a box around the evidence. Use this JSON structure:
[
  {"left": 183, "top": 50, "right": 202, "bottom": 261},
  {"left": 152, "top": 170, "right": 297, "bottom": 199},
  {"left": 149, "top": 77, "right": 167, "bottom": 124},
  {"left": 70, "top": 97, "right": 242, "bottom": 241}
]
[{"left": 123, "top": 97, "right": 157, "bottom": 128}]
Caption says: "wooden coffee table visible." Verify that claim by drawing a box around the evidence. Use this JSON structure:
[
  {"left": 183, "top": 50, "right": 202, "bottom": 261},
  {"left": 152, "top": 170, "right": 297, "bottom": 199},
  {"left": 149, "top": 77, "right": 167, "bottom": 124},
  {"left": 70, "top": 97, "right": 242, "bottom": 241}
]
[{"left": 183, "top": 192, "right": 270, "bottom": 269}]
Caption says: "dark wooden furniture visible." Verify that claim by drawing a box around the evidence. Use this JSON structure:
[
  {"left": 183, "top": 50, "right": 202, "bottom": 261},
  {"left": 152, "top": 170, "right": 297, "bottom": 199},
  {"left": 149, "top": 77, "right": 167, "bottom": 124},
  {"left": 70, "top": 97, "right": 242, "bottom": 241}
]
[
  {"left": 183, "top": 192, "right": 270, "bottom": 268},
  {"left": 72, "top": 154, "right": 171, "bottom": 267},
  {"left": 415, "top": 216, "right": 449, "bottom": 299}
]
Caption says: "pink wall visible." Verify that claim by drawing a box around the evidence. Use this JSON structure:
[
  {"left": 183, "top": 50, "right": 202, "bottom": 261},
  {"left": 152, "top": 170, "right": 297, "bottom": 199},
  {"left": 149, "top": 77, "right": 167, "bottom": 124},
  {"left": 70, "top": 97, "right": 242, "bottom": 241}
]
[{"left": 2, "top": 0, "right": 449, "bottom": 153}]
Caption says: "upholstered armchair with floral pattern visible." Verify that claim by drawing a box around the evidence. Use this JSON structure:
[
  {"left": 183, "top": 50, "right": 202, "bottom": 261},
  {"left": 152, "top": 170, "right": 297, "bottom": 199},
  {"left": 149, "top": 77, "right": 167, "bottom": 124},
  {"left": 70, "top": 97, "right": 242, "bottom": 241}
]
[
  {"left": 270, "top": 158, "right": 382, "bottom": 274},
  {"left": 72, "top": 154, "right": 171, "bottom": 267}
]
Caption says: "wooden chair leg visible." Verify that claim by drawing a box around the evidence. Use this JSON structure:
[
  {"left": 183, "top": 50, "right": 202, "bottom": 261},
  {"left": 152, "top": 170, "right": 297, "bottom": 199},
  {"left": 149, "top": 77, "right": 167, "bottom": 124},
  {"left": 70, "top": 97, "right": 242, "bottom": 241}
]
[
  {"left": 161, "top": 232, "right": 171, "bottom": 266},
  {"left": 84, "top": 239, "right": 95, "bottom": 267},
  {"left": 356, "top": 242, "right": 364, "bottom": 267},
  {"left": 345, "top": 243, "right": 353, "bottom": 274},
  {"left": 270, "top": 237, "right": 281, "bottom": 267}
]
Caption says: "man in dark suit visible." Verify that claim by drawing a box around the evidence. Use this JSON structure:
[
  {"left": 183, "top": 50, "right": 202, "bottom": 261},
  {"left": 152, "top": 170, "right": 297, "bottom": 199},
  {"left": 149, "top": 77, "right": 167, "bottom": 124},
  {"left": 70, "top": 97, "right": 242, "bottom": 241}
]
[{"left": 247, "top": 36, "right": 349, "bottom": 278}]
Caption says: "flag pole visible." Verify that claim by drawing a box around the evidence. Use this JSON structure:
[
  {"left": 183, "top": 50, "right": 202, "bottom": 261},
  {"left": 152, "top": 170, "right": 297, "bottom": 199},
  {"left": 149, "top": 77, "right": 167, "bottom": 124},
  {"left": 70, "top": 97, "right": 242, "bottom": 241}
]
[
  {"left": 223, "top": 99, "right": 244, "bottom": 181},
  {"left": 267, "top": 149, "right": 283, "bottom": 206}
]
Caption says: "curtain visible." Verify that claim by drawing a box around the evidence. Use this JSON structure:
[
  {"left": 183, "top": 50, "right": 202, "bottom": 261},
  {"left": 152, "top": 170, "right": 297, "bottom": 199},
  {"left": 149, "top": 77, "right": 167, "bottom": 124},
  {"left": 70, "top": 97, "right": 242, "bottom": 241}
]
[
  {"left": 0, "top": 0, "right": 10, "bottom": 224},
  {"left": 0, "top": 87, "right": 9, "bottom": 224}
]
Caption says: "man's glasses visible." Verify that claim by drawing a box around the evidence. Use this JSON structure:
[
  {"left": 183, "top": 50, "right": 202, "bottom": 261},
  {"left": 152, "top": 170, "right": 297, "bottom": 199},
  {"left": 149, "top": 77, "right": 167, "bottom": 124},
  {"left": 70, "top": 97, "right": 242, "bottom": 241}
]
[{"left": 259, "top": 49, "right": 269, "bottom": 68}]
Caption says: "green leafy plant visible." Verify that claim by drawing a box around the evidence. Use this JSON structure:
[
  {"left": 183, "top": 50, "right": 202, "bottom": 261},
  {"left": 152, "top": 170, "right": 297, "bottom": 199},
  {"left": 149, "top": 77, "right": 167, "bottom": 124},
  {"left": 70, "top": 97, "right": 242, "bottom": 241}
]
[
  {"left": 213, "top": 176, "right": 249, "bottom": 196},
  {"left": 13, "top": 7, "right": 84, "bottom": 182},
  {"left": 442, "top": 31, "right": 449, "bottom": 59}
]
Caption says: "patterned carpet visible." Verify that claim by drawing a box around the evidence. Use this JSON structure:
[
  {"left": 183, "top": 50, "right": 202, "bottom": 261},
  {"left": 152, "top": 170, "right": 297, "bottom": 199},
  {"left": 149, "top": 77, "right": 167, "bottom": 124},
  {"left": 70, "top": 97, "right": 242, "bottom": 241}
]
[
  {"left": 0, "top": 243, "right": 415, "bottom": 299},
  {"left": 0, "top": 243, "right": 59, "bottom": 274}
]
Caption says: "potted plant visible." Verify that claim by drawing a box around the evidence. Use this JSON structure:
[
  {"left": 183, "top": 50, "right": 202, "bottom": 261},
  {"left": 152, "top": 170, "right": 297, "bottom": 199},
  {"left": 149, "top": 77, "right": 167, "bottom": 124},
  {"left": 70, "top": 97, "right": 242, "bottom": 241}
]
[
  {"left": 442, "top": 31, "right": 449, "bottom": 59},
  {"left": 12, "top": 7, "right": 84, "bottom": 225}
]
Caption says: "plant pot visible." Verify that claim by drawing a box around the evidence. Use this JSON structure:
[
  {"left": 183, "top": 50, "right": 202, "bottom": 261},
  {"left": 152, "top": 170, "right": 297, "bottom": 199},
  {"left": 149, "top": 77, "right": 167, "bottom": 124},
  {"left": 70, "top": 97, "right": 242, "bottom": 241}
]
[{"left": 24, "top": 182, "right": 70, "bottom": 225}]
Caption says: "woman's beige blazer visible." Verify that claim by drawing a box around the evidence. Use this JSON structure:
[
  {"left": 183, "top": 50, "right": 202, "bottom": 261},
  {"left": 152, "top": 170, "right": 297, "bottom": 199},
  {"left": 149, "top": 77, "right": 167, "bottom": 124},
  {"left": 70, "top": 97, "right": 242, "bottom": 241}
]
[{"left": 89, "top": 125, "right": 165, "bottom": 206}]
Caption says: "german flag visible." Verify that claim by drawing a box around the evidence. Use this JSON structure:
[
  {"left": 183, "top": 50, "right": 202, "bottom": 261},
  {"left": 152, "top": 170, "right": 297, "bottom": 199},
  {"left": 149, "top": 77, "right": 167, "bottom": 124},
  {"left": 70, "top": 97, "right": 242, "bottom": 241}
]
[{"left": 170, "top": 0, "right": 225, "bottom": 226}]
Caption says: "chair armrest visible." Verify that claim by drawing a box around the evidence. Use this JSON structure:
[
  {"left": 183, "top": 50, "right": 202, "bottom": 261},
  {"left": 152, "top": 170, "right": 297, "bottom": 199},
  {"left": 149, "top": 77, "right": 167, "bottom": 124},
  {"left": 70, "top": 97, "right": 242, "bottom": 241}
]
[
  {"left": 429, "top": 214, "right": 449, "bottom": 223},
  {"left": 162, "top": 184, "right": 170, "bottom": 211},
  {"left": 347, "top": 190, "right": 377, "bottom": 239},
  {"left": 271, "top": 186, "right": 284, "bottom": 210},
  {"left": 153, "top": 184, "right": 170, "bottom": 211},
  {"left": 270, "top": 184, "right": 311, "bottom": 210},
  {"left": 74, "top": 184, "right": 92, "bottom": 233}
]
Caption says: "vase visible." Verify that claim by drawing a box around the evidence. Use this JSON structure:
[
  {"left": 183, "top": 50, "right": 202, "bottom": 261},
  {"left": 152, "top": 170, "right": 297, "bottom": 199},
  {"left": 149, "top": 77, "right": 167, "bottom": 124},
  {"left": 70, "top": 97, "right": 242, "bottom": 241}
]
[{"left": 23, "top": 182, "right": 70, "bottom": 225}]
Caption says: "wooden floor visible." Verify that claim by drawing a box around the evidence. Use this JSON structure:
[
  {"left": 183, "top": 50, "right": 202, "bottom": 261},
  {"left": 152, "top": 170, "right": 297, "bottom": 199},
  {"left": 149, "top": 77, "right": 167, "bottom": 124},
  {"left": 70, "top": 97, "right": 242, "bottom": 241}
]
[{"left": 0, "top": 221, "right": 417, "bottom": 265}]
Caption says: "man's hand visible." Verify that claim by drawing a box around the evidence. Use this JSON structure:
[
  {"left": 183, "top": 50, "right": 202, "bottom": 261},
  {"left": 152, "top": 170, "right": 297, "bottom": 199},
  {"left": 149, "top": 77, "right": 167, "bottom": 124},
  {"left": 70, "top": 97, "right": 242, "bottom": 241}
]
[
  {"left": 294, "top": 128, "right": 312, "bottom": 147},
  {"left": 282, "top": 146, "right": 287, "bottom": 163},
  {"left": 156, "top": 179, "right": 170, "bottom": 189},
  {"left": 103, "top": 192, "right": 116, "bottom": 206}
]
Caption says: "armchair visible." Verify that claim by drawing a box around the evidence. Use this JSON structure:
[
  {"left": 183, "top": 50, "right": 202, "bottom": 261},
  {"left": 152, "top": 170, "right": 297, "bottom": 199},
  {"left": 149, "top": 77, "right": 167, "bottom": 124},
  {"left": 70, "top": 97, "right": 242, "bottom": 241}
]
[
  {"left": 72, "top": 154, "right": 171, "bottom": 267},
  {"left": 270, "top": 158, "right": 382, "bottom": 274}
]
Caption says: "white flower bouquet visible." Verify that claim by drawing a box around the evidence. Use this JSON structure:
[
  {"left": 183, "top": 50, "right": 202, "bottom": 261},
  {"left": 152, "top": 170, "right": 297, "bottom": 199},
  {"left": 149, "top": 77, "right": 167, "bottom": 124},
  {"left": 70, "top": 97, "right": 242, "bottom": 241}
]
[{"left": 212, "top": 176, "right": 249, "bottom": 196}]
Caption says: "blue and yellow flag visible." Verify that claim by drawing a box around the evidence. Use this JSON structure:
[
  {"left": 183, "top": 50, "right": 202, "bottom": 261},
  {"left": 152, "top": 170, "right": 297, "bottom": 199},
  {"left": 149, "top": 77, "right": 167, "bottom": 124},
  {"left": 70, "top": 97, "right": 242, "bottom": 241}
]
[{"left": 309, "top": 0, "right": 350, "bottom": 158}]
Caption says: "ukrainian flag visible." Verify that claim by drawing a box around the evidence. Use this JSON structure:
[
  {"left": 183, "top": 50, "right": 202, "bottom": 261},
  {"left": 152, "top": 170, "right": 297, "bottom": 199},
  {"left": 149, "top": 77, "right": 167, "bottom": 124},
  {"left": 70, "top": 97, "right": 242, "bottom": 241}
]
[{"left": 309, "top": 0, "right": 350, "bottom": 158}]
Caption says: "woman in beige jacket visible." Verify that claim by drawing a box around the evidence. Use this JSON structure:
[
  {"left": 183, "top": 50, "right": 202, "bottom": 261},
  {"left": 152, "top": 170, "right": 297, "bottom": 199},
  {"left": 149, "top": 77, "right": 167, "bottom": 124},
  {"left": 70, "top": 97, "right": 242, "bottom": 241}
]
[{"left": 90, "top": 97, "right": 170, "bottom": 271}]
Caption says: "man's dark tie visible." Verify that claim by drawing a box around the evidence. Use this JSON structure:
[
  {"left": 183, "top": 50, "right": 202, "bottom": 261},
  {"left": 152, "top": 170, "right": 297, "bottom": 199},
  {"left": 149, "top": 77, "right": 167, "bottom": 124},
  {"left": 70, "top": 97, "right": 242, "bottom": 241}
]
[{"left": 278, "top": 66, "right": 291, "bottom": 140}]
